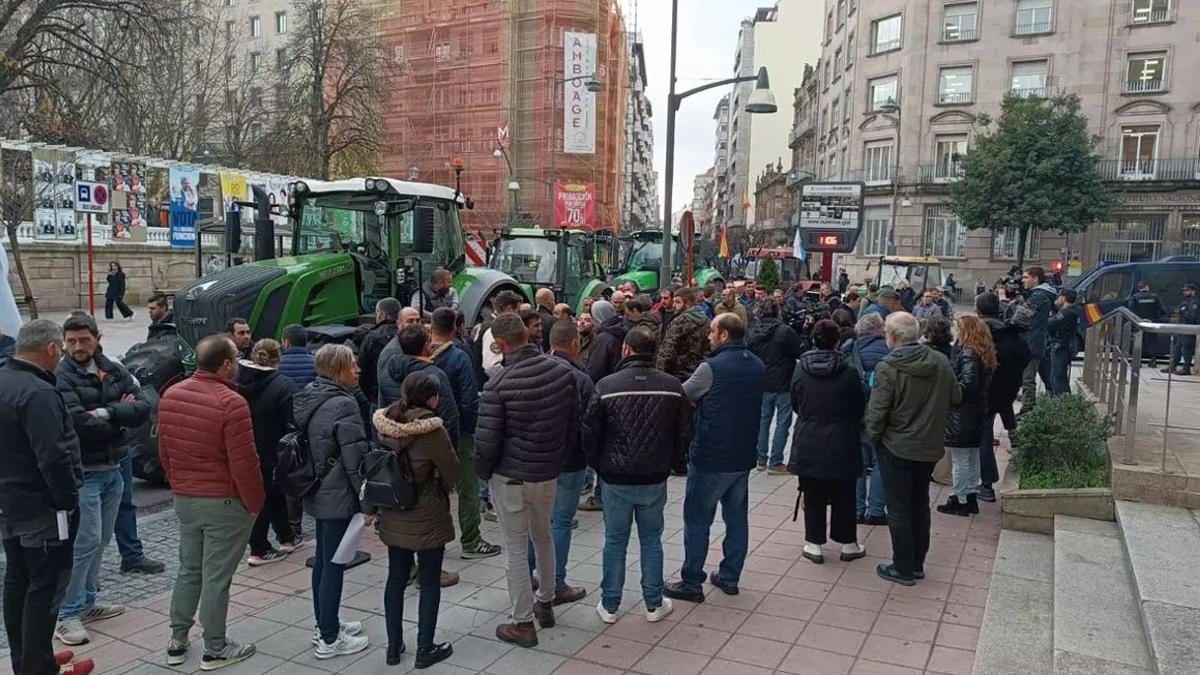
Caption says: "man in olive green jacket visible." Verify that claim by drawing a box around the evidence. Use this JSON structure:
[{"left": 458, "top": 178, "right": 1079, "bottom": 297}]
[{"left": 866, "top": 312, "right": 961, "bottom": 587}]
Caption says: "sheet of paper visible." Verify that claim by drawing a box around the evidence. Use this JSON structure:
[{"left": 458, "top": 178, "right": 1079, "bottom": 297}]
[{"left": 331, "top": 513, "right": 366, "bottom": 565}]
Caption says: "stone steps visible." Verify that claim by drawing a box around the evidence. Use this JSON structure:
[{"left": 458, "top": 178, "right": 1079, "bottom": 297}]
[
  {"left": 973, "top": 529, "right": 1054, "bottom": 675},
  {"left": 1115, "top": 500, "right": 1200, "bottom": 675}
]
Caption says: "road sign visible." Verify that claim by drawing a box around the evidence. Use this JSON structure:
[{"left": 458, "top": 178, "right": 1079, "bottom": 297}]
[
  {"left": 75, "top": 181, "right": 111, "bottom": 214},
  {"left": 798, "top": 182, "right": 863, "bottom": 253}
]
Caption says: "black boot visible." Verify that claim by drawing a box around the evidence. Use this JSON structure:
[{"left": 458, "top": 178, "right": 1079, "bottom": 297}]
[
  {"left": 936, "top": 495, "right": 971, "bottom": 517},
  {"left": 965, "top": 494, "right": 979, "bottom": 514},
  {"left": 386, "top": 642, "right": 406, "bottom": 666},
  {"left": 415, "top": 643, "right": 453, "bottom": 669}
]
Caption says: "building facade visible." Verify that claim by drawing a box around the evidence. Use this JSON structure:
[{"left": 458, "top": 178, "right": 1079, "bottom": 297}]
[
  {"left": 707, "top": 95, "right": 732, "bottom": 239},
  {"left": 622, "top": 33, "right": 659, "bottom": 232},
  {"left": 811, "top": 0, "right": 1200, "bottom": 287},
  {"left": 752, "top": 161, "right": 791, "bottom": 246}
]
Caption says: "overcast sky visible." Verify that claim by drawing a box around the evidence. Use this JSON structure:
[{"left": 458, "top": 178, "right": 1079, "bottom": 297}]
[{"left": 627, "top": 0, "right": 761, "bottom": 222}]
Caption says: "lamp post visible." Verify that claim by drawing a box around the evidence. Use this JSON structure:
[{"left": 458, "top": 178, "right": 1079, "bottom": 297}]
[
  {"left": 408, "top": 163, "right": 419, "bottom": 181},
  {"left": 547, "top": 73, "right": 603, "bottom": 226},
  {"left": 494, "top": 144, "right": 521, "bottom": 224},
  {"left": 660, "top": 0, "right": 778, "bottom": 289},
  {"left": 880, "top": 102, "right": 902, "bottom": 255}
]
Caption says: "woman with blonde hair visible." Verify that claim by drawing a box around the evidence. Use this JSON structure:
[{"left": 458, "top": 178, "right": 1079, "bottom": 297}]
[
  {"left": 236, "top": 338, "right": 299, "bottom": 565},
  {"left": 937, "top": 316, "right": 997, "bottom": 516}
]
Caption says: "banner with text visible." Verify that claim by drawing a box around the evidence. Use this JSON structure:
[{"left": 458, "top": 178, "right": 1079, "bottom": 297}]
[
  {"left": 554, "top": 181, "right": 596, "bottom": 229},
  {"left": 33, "top": 148, "right": 76, "bottom": 240},
  {"left": 220, "top": 172, "right": 248, "bottom": 214},
  {"left": 169, "top": 166, "right": 201, "bottom": 248},
  {"left": 563, "top": 31, "right": 597, "bottom": 155}
]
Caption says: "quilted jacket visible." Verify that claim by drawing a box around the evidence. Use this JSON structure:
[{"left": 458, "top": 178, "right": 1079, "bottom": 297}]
[
  {"left": 278, "top": 347, "right": 317, "bottom": 389},
  {"left": 356, "top": 321, "right": 397, "bottom": 404},
  {"left": 475, "top": 344, "right": 577, "bottom": 483},
  {"left": 550, "top": 351, "right": 595, "bottom": 473},
  {"left": 55, "top": 351, "right": 149, "bottom": 468},
  {"left": 293, "top": 378, "right": 371, "bottom": 520},
  {"left": 657, "top": 306, "right": 711, "bottom": 380},
  {"left": 583, "top": 356, "right": 691, "bottom": 485},
  {"left": 158, "top": 370, "right": 264, "bottom": 514}
]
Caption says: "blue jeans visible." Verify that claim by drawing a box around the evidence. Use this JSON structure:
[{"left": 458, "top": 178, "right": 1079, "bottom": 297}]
[
  {"left": 115, "top": 452, "right": 145, "bottom": 563},
  {"left": 856, "top": 433, "right": 886, "bottom": 518},
  {"left": 600, "top": 481, "right": 667, "bottom": 613},
  {"left": 756, "top": 392, "right": 791, "bottom": 466},
  {"left": 527, "top": 469, "right": 587, "bottom": 591},
  {"left": 680, "top": 468, "right": 749, "bottom": 594},
  {"left": 59, "top": 468, "right": 123, "bottom": 618},
  {"left": 312, "top": 518, "right": 351, "bottom": 644}
]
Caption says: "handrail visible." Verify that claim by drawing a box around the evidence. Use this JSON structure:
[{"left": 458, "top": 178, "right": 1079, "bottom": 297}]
[{"left": 1081, "top": 306, "right": 1200, "bottom": 470}]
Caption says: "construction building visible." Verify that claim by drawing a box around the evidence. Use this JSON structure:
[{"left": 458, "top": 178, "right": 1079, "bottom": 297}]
[{"left": 379, "top": 0, "right": 629, "bottom": 236}]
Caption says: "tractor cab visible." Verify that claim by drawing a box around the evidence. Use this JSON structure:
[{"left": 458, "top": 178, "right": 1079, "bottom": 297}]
[
  {"left": 745, "top": 247, "right": 812, "bottom": 288},
  {"left": 488, "top": 227, "right": 609, "bottom": 314},
  {"left": 877, "top": 256, "right": 944, "bottom": 294},
  {"left": 614, "top": 229, "right": 724, "bottom": 292}
]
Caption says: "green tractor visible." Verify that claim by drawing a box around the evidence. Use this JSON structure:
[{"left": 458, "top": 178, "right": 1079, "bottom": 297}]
[
  {"left": 611, "top": 229, "right": 725, "bottom": 293},
  {"left": 171, "top": 176, "right": 528, "bottom": 350},
  {"left": 486, "top": 227, "right": 611, "bottom": 315}
]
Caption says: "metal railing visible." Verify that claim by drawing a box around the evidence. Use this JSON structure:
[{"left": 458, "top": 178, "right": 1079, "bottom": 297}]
[
  {"left": 1097, "top": 158, "right": 1200, "bottom": 182},
  {"left": 1081, "top": 306, "right": 1200, "bottom": 470},
  {"left": 918, "top": 162, "right": 964, "bottom": 183},
  {"left": 1124, "top": 79, "right": 1164, "bottom": 94}
]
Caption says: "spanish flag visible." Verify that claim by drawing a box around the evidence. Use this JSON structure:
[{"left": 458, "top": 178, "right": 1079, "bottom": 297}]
[
  {"left": 1083, "top": 303, "right": 1105, "bottom": 326},
  {"left": 719, "top": 227, "right": 730, "bottom": 259}
]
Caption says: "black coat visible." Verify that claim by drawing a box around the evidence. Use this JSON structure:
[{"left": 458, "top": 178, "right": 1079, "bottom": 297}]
[
  {"left": 377, "top": 342, "right": 460, "bottom": 447},
  {"left": 147, "top": 310, "right": 177, "bottom": 341},
  {"left": 984, "top": 317, "right": 1031, "bottom": 416},
  {"left": 583, "top": 356, "right": 692, "bottom": 485},
  {"left": 1048, "top": 305, "right": 1080, "bottom": 354},
  {"left": 747, "top": 317, "right": 803, "bottom": 392},
  {"left": 945, "top": 346, "right": 992, "bottom": 448},
  {"left": 105, "top": 271, "right": 127, "bottom": 300},
  {"left": 55, "top": 352, "right": 150, "bottom": 467},
  {"left": 538, "top": 306, "right": 557, "bottom": 352},
  {"left": 0, "top": 359, "right": 83, "bottom": 522},
  {"left": 475, "top": 344, "right": 577, "bottom": 483},
  {"left": 236, "top": 364, "right": 297, "bottom": 468},
  {"left": 293, "top": 378, "right": 370, "bottom": 520},
  {"left": 357, "top": 321, "right": 397, "bottom": 404},
  {"left": 587, "top": 315, "right": 630, "bottom": 383},
  {"left": 787, "top": 350, "right": 866, "bottom": 481},
  {"left": 551, "top": 352, "right": 595, "bottom": 473}
]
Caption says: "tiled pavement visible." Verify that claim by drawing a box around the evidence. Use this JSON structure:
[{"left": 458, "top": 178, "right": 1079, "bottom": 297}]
[{"left": 1, "top": 461, "right": 1003, "bottom": 675}]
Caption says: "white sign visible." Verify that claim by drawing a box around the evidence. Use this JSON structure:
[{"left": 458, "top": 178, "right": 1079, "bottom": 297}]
[
  {"left": 799, "top": 183, "right": 863, "bottom": 230},
  {"left": 563, "top": 31, "right": 597, "bottom": 155},
  {"left": 74, "top": 181, "right": 111, "bottom": 214}
]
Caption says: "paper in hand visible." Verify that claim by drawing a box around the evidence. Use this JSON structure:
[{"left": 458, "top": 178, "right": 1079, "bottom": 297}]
[{"left": 331, "top": 513, "right": 366, "bottom": 565}]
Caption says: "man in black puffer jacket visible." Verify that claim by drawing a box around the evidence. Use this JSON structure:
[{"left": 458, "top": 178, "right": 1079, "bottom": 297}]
[
  {"left": 747, "top": 299, "right": 802, "bottom": 473},
  {"left": 587, "top": 300, "right": 629, "bottom": 383},
  {"left": 378, "top": 324, "right": 460, "bottom": 447},
  {"left": 356, "top": 297, "right": 401, "bottom": 404},
  {"left": 474, "top": 314, "right": 577, "bottom": 649},
  {"left": 584, "top": 327, "right": 691, "bottom": 623}
]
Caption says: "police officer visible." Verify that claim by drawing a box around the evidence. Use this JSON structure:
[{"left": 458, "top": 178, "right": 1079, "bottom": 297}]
[
  {"left": 1163, "top": 283, "right": 1199, "bottom": 376},
  {"left": 1128, "top": 280, "right": 1165, "bottom": 368}
]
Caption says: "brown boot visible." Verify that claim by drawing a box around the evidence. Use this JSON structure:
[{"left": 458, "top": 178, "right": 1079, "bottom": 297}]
[
  {"left": 533, "top": 600, "right": 556, "bottom": 628},
  {"left": 496, "top": 622, "right": 538, "bottom": 648},
  {"left": 553, "top": 585, "right": 587, "bottom": 606}
]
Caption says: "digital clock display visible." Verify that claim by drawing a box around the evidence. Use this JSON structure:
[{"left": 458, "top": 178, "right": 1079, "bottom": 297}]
[{"left": 815, "top": 234, "right": 843, "bottom": 247}]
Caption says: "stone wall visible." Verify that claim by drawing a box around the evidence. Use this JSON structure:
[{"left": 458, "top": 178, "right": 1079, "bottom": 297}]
[{"left": 5, "top": 242, "right": 201, "bottom": 312}]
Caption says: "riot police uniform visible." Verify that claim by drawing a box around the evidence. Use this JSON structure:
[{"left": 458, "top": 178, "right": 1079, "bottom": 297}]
[
  {"left": 1165, "top": 284, "right": 1200, "bottom": 376},
  {"left": 1128, "top": 286, "right": 1165, "bottom": 367}
]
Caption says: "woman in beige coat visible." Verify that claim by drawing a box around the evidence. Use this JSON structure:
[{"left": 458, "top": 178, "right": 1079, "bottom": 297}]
[{"left": 373, "top": 372, "right": 459, "bottom": 669}]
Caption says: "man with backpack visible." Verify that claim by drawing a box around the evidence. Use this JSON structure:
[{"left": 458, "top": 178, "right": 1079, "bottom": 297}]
[
  {"left": 158, "top": 335, "right": 264, "bottom": 671},
  {"left": 840, "top": 313, "right": 891, "bottom": 525}
]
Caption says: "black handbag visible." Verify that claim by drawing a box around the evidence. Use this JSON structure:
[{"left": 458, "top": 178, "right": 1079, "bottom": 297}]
[{"left": 359, "top": 444, "right": 419, "bottom": 510}]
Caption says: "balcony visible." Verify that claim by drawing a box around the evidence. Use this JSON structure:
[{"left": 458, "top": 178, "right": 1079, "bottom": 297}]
[
  {"left": 788, "top": 120, "right": 814, "bottom": 148},
  {"left": 1098, "top": 158, "right": 1200, "bottom": 182},
  {"left": 919, "top": 162, "right": 964, "bottom": 184},
  {"left": 1124, "top": 79, "right": 1164, "bottom": 94},
  {"left": 1014, "top": 19, "right": 1052, "bottom": 35},
  {"left": 1131, "top": 8, "right": 1170, "bottom": 24},
  {"left": 942, "top": 27, "right": 978, "bottom": 42},
  {"left": 937, "top": 91, "right": 972, "bottom": 104},
  {"left": 1010, "top": 86, "right": 1046, "bottom": 98},
  {"left": 785, "top": 166, "right": 814, "bottom": 187}
]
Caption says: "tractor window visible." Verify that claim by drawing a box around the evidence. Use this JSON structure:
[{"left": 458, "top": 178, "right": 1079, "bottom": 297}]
[
  {"left": 432, "top": 204, "right": 465, "bottom": 269},
  {"left": 627, "top": 240, "right": 663, "bottom": 271},
  {"left": 490, "top": 238, "right": 558, "bottom": 284},
  {"left": 297, "top": 203, "right": 369, "bottom": 253}
]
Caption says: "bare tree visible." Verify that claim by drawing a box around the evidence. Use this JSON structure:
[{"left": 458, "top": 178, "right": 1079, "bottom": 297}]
[
  {"left": 280, "top": 0, "right": 386, "bottom": 179},
  {"left": 0, "top": 149, "right": 39, "bottom": 317}
]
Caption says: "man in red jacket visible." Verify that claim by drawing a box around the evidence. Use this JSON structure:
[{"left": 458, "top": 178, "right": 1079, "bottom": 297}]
[{"left": 158, "top": 335, "right": 264, "bottom": 671}]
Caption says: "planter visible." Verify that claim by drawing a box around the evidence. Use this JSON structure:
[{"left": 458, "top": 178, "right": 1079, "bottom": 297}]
[{"left": 998, "top": 464, "right": 1115, "bottom": 534}]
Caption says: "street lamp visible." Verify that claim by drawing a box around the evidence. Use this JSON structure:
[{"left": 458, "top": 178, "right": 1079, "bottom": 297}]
[
  {"left": 880, "top": 102, "right": 902, "bottom": 255},
  {"left": 408, "top": 163, "right": 419, "bottom": 181},
  {"left": 494, "top": 143, "right": 521, "bottom": 223},
  {"left": 660, "top": 0, "right": 777, "bottom": 287},
  {"left": 548, "top": 72, "right": 603, "bottom": 225}
]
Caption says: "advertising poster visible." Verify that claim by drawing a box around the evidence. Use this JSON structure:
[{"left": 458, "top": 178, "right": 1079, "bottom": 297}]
[
  {"left": 169, "top": 166, "right": 201, "bottom": 249},
  {"left": 267, "top": 176, "right": 289, "bottom": 228},
  {"left": 32, "top": 148, "right": 76, "bottom": 240},
  {"left": 554, "top": 181, "right": 596, "bottom": 229},
  {"left": 220, "top": 172, "right": 248, "bottom": 214},
  {"left": 110, "top": 161, "right": 147, "bottom": 240},
  {"left": 563, "top": 31, "right": 597, "bottom": 155}
]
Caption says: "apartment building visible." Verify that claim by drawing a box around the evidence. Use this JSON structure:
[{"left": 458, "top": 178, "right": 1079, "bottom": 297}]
[
  {"left": 813, "top": 0, "right": 1200, "bottom": 286},
  {"left": 708, "top": 95, "right": 732, "bottom": 238},
  {"left": 622, "top": 33, "right": 660, "bottom": 231}
]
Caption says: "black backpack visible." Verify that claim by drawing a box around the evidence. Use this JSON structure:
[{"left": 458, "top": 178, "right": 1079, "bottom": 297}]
[
  {"left": 276, "top": 400, "right": 338, "bottom": 499},
  {"left": 358, "top": 444, "right": 419, "bottom": 510}
]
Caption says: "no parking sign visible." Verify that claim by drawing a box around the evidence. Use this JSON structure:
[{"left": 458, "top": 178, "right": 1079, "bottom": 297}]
[{"left": 75, "top": 181, "right": 111, "bottom": 214}]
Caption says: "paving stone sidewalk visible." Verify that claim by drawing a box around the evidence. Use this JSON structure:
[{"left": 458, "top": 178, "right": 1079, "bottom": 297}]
[{"left": 0, "top": 457, "right": 1004, "bottom": 675}]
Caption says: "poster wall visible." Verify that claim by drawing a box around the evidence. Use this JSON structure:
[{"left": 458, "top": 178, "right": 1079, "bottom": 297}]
[
  {"left": 554, "top": 181, "right": 596, "bottom": 229},
  {"left": 110, "top": 161, "right": 147, "bottom": 239},
  {"left": 267, "top": 177, "right": 289, "bottom": 228},
  {"left": 563, "top": 31, "right": 597, "bottom": 155},
  {"left": 220, "top": 172, "right": 248, "bottom": 214},
  {"left": 33, "top": 148, "right": 76, "bottom": 240},
  {"left": 169, "top": 166, "right": 201, "bottom": 249}
]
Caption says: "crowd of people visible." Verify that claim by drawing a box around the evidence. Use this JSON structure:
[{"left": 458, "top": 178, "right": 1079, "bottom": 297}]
[{"left": 4, "top": 262, "right": 1198, "bottom": 674}]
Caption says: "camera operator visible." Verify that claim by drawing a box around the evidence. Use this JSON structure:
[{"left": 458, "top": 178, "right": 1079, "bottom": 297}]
[{"left": 999, "top": 266, "right": 1057, "bottom": 409}]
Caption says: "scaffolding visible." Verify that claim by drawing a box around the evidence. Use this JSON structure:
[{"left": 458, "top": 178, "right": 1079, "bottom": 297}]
[{"left": 380, "top": 0, "right": 628, "bottom": 235}]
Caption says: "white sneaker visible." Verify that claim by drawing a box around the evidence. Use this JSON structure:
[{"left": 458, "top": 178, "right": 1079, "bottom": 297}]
[
  {"left": 645, "top": 597, "right": 674, "bottom": 623},
  {"left": 310, "top": 621, "right": 363, "bottom": 647},
  {"left": 55, "top": 618, "right": 90, "bottom": 645},
  {"left": 595, "top": 600, "right": 619, "bottom": 625},
  {"left": 166, "top": 638, "right": 190, "bottom": 666},
  {"left": 314, "top": 630, "right": 369, "bottom": 659},
  {"left": 80, "top": 602, "right": 125, "bottom": 622}
]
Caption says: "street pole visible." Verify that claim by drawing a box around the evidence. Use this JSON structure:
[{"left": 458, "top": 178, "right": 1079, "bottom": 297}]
[
  {"left": 86, "top": 212, "right": 95, "bottom": 316},
  {"left": 548, "top": 80, "right": 558, "bottom": 226},
  {"left": 887, "top": 108, "right": 901, "bottom": 256},
  {"left": 659, "top": 0, "right": 680, "bottom": 290}
]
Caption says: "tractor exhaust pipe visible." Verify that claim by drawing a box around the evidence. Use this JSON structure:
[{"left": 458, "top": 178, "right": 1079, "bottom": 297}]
[{"left": 250, "top": 185, "right": 276, "bottom": 261}]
